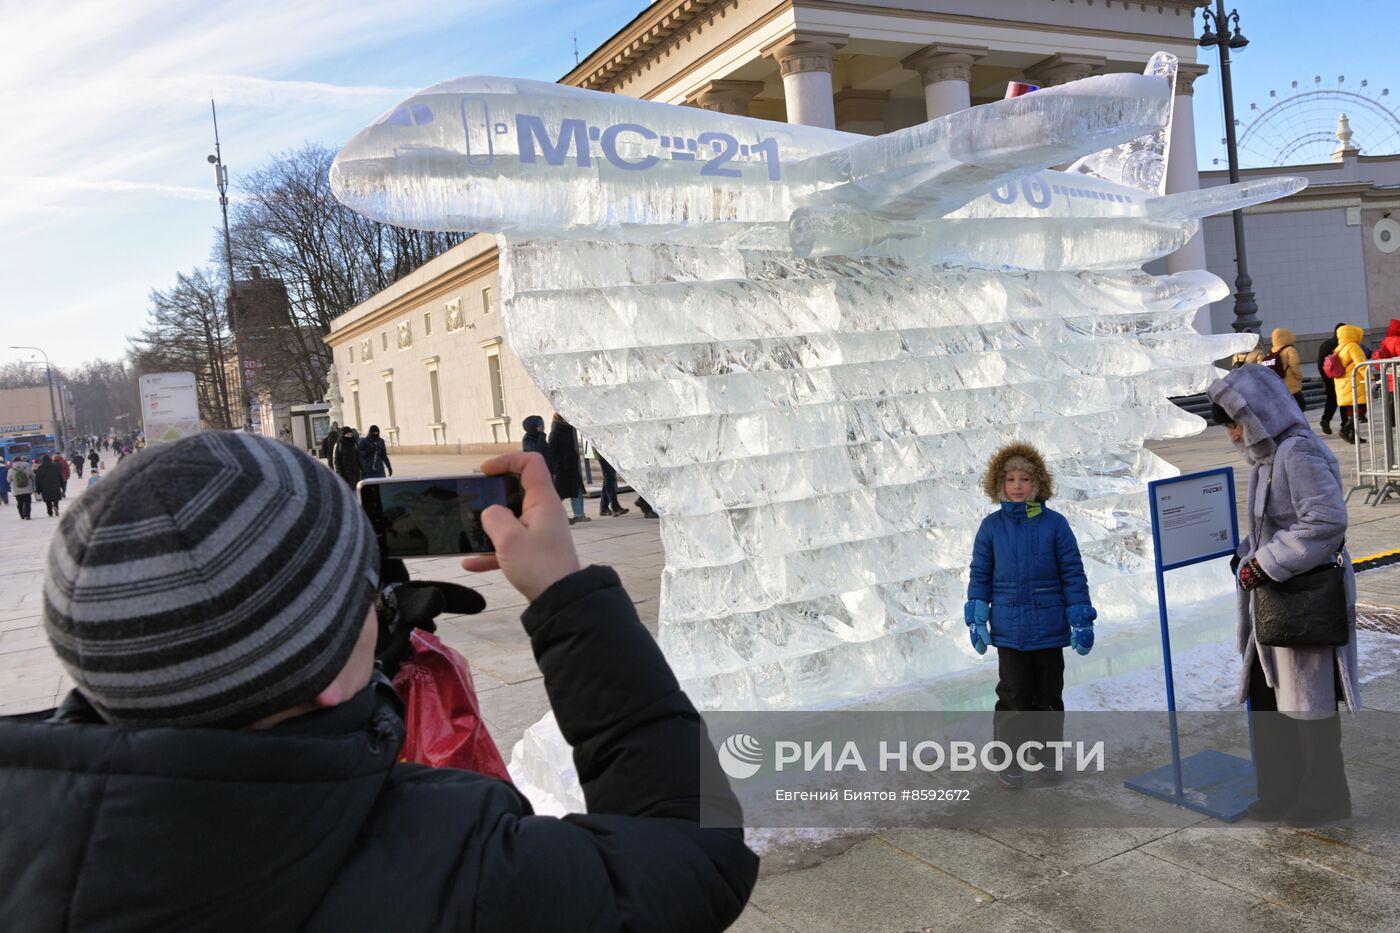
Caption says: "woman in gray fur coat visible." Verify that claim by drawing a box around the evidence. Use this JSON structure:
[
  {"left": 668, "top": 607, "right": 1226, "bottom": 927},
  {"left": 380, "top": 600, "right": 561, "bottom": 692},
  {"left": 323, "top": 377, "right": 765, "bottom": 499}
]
[{"left": 1208, "top": 364, "right": 1358, "bottom": 828}]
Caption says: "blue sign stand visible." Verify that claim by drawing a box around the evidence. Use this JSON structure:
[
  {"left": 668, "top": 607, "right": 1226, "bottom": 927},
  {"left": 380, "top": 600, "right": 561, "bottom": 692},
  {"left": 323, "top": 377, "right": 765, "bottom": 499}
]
[{"left": 1124, "top": 466, "right": 1256, "bottom": 822}]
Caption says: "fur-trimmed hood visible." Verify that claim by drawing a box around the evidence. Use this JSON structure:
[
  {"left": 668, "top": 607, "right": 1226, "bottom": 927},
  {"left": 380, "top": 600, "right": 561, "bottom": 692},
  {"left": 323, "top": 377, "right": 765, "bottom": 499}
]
[{"left": 983, "top": 442, "right": 1054, "bottom": 501}]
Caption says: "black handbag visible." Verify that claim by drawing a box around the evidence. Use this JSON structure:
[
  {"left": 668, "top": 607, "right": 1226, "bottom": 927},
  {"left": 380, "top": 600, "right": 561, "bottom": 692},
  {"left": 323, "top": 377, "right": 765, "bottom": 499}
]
[
  {"left": 1250, "top": 470, "right": 1350, "bottom": 648},
  {"left": 1253, "top": 556, "right": 1349, "bottom": 648}
]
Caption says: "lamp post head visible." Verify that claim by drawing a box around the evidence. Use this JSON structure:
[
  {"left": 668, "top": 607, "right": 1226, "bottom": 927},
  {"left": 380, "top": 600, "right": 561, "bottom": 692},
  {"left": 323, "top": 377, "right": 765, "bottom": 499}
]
[
  {"left": 1226, "top": 9, "right": 1248, "bottom": 49},
  {"left": 1198, "top": 10, "right": 1219, "bottom": 47}
]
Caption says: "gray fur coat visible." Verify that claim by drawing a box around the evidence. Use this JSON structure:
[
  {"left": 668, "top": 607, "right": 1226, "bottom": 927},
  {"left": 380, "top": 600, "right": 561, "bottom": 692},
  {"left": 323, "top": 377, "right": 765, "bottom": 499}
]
[{"left": 1207, "top": 366, "right": 1361, "bottom": 714}]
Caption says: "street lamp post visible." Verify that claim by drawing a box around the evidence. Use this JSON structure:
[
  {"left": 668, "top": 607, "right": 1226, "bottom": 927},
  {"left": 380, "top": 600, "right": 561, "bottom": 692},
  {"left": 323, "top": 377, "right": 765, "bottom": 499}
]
[
  {"left": 1199, "top": 3, "right": 1259, "bottom": 334},
  {"left": 10, "top": 345, "right": 64, "bottom": 453},
  {"left": 208, "top": 100, "right": 253, "bottom": 431}
]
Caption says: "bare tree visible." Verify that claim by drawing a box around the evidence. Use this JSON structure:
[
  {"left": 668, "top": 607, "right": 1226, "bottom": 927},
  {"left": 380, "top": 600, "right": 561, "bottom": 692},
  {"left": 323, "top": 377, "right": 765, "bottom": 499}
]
[
  {"left": 0, "top": 360, "right": 47, "bottom": 390},
  {"left": 66, "top": 359, "right": 141, "bottom": 436},
  {"left": 129, "top": 268, "right": 237, "bottom": 429},
  {"left": 225, "top": 144, "right": 465, "bottom": 400}
]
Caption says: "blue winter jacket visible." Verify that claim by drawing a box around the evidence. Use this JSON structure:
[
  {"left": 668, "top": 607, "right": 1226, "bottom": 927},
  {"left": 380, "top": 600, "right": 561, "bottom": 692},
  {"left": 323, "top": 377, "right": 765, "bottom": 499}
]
[{"left": 967, "top": 502, "right": 1091, "bottom": 651}]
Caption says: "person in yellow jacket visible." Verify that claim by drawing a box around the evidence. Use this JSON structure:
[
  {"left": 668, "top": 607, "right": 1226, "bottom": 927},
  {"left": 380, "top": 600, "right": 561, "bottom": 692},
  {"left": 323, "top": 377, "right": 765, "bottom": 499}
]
[
  {"left": 1260, "top": 327, "right": 1305, "bottom": 410},
  {"left": 1332, "top": 324, "right": 1370, "bottom": 443}
]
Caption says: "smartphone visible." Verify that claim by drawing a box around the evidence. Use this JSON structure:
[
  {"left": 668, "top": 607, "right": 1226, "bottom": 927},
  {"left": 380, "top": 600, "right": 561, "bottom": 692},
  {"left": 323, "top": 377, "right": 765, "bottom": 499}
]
[{"left": 359, "top": 473, "right": 524, "bottom": 557}]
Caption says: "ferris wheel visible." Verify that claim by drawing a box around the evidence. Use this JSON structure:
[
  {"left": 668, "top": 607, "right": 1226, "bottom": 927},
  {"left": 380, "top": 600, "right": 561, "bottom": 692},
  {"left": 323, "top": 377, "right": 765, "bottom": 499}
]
[{"left": 1220, "top": 76, "right": 1400, "bottom": 168}]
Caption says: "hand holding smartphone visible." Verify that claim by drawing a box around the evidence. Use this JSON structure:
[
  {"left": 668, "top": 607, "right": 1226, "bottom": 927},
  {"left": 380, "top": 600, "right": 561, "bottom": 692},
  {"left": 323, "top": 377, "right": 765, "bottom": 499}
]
[{"left": 360, "top": 473, "right": 524, "bottom": 557}]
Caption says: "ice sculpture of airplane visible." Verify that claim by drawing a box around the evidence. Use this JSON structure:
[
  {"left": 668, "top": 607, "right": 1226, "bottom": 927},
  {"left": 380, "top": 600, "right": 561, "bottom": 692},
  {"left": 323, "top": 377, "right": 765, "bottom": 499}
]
[
  {"left": 331, "top": 53, "right": 1302, "bottom": 265},
  {"left": 330, "top": 52, "right": 1300, "bottom": 748}
]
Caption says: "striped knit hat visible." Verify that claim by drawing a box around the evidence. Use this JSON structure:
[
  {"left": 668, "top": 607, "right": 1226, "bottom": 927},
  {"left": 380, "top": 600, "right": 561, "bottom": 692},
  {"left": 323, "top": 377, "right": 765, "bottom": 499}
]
[{"left": 43, "top": 432, "right": 380, "bottom": 728}]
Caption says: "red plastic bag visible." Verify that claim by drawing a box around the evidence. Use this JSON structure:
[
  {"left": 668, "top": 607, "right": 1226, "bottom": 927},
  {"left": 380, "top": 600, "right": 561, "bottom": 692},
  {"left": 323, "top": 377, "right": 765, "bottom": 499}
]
[{"left": 391, "top": 629, "right": 511, "bottom": 781}]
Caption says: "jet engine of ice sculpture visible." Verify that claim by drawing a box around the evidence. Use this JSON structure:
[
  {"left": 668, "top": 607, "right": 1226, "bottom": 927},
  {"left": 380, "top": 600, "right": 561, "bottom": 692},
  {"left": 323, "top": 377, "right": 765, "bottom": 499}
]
[{"left": 332, "top": 54, "right": 1303, "bottom": 801}]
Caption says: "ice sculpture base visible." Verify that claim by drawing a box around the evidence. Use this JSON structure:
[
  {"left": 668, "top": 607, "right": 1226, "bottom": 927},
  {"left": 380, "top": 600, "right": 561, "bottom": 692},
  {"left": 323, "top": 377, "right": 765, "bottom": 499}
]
[{"left": 509, "top": 583, "right": 1250, "bottom": 819}]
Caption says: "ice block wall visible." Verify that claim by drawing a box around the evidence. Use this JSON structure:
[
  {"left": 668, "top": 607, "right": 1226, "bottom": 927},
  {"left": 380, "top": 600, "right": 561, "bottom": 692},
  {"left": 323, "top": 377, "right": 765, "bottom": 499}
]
[{"left": 499, "top": 236, "right": 1250, "bottom": 711}]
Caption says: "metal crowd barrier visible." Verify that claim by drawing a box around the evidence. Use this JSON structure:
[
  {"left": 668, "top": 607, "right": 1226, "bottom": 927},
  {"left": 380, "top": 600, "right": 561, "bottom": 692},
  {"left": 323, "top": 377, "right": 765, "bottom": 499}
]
[{"left": 1346, "top": 359, "right": 1400, "bottom": 507}]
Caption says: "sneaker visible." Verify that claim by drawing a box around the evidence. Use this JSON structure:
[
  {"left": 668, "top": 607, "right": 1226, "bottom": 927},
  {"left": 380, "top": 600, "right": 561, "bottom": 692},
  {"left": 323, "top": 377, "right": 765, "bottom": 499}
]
[
  {"left": 997, "top": 767, "right": 1024, "bottom": 790},
  {"left": 598, "top": 509, "right": 615, "bottom": 517},
  {"left": 1284, "top": 802, "right": 1352, "bottom": 828},
  {"left": 1246, "top": 799, "right": 1291, "bottom": 822},
  {"left": 642, "top": 511, "right": 659, "bottom": 519},
  {"left": 610, "top": 507, "right": 630, "bottom": 516},
  {"left": 568, "top": 516, "right": 579, "bottom": 525},
  {"left": 574, "top": 515, "right": 592, "bottom": 523}
]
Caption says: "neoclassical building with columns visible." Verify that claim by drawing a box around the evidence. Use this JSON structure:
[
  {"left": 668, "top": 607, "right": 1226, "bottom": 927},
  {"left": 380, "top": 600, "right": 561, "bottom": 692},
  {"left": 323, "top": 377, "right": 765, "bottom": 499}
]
[{"left": 327, "top": 0, "right": 1216, "bottom": 450}]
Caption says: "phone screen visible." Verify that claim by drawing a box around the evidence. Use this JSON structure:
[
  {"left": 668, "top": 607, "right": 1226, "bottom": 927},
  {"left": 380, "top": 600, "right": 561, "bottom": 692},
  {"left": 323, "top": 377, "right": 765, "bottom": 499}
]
[{"left": 360, "top": 474, "right": 523, "bottom": 557}]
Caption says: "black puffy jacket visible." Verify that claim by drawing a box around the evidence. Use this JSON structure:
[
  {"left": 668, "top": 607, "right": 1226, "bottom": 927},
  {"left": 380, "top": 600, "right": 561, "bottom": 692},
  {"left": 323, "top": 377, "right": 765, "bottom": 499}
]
[{"left": 0, "top": 567, "right": 757, "bottom": 931}]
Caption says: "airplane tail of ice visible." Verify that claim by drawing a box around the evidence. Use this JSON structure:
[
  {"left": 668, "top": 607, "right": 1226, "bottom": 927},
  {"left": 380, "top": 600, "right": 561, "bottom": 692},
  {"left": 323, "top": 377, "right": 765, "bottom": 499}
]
[
  {"left": 1065, "top": 52, "right": 1179, "bottom": 196},
  {"left": 1147, "top": 176, "right": 1308, "bottom": 220}
]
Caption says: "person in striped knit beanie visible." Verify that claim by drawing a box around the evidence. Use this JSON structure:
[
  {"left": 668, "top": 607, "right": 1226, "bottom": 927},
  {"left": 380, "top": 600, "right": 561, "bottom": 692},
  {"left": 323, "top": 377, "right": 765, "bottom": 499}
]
[
  {"left": 42, "top": 430, "right": 381, "bottom": 728},
  {"left": 1, "top": 437, "right": 759, "bottom": 931}
]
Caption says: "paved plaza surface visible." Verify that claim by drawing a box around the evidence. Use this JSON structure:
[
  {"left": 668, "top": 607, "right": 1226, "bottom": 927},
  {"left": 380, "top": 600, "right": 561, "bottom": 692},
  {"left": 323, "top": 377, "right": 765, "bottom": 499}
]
[{"left": 3, "top": 421, "right": 1400, "bottom": 931}]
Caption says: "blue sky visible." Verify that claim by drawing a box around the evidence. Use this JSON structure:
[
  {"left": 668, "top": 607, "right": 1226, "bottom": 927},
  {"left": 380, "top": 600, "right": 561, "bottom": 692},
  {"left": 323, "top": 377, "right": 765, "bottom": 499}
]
[{"left": 2, "top": 0, "right": 1396, "bottom": 368}]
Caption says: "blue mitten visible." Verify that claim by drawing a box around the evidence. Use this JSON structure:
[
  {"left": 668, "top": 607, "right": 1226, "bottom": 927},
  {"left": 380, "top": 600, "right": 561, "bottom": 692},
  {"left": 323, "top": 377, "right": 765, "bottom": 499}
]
[
  {"left": 964, "top": 599, "right": 990, "bottom": 655},
  {"left": 1068, "top": 604, "right": 1096, "bottom": 656}
]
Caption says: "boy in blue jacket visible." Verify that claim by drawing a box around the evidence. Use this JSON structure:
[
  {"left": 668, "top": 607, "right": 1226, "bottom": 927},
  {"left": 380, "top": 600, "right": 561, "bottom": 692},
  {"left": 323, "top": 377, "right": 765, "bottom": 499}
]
[{"left": 964, "top": 443, "right": 1096, "bottom": 788}]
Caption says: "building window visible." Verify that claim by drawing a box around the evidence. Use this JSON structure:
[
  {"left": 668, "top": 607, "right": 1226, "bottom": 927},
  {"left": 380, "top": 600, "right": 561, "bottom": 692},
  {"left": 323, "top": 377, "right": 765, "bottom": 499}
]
[
  {"left": 360, "top": 338, "right": 373, "bottom": 363},
  {"left": 486, "top": 351, "right": 505, "bottom": 418},
  {"left": 384, "top": 377, "right": 397, "bottom": 428},
  {"left": 445, "top": 297, "right": 465, "bottom": 333},
  {"left": 381, "top": 332, "right": 389, "bottom": 351},
  {"left": 423, "top": 311, "right": 433, "bottom": 336},
  {"left": 482, "top": 286, "right": 494, "bottom": 315},
  {"left": 429, "top": 369, "right": 443, "bottom": 423},
  {"left": 349, "top": 345, "right": 355, "bottom": 363},
  {"left": 349, "top": 380, "right": 362, "bottom": 429},
  {"left": 397, "top": 321, "right": 412, "bottom": 350}
]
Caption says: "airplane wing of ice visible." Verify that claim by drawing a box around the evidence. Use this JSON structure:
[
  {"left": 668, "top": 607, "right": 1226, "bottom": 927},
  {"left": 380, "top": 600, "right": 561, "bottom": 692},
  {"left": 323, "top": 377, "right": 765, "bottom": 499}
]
[{"left": 791, "top": 73, "right": 1172, "bottom": 221}]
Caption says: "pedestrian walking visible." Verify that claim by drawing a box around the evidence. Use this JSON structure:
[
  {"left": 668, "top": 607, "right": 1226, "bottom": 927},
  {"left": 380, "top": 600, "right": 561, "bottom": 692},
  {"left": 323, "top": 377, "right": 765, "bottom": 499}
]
[
  {"left": 0, "top": 460, "right": 9, "bottom": 507},
  {"left": 9, "top": 456, "right": 33, "bottom": 519},
  {"left": 74, "top": 454, "right": 84, "bottom": 479},
  {"left": 595, "top": 452, "right": 628, "bottom": 516},
  {"left": 1316, "top": 321, "right": 1345, "bottom": 434},
  {"left": 547, "top": 413, "right": 589, "bottom": 525},
  {"left": 1229, "top": 335, "right": 1266, "bottom": 369},
  {"left": 1207, "top": 365, "right": 1358, "bottom": 827},
  {"left": 54, "top": 454, "right": 71, "bottom": 498},
  {"left": 1330, "top": 324, "right": 1370, "bottom": 444},
  {"left": 333, "top": 427, "right": 363, "bottom": 489},
  {"left": 1259, "top": 327, "right": 1305, "bottom": 411},
  {"left": 320, "top": 422, "right": 340, "bottom": 464},
  {"left": 35, "top": 455, "right": 64, "bottom": 518},
  {"left": 520, "top": 415, "right": 555, "bottom": 476},
  {"left": 358, "top": 425, "right": 393, "bottom": 479},
  {"left": 965, "top": 443, "right": 1096, "bottom": 789},
  {"left": 88, "top": 449, "right": 100, "bottom": 473}
]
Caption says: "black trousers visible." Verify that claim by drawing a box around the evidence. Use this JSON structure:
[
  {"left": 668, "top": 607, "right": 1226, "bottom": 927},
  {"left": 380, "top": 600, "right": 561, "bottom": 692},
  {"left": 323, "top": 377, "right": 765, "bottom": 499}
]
[
  {"left": 15, "top": 494, "right": 31, "bottom": 519},
  {"left": 1248, "top": 653, "right": 1350, "bottom": 810},
  {"left": 1320, "top": 376, "right": 1338, "bottom": 424},
  {"left": 43, "top": 495, "right": 60, "bottom": 516},
  {"left": 994, "top": 647, "right": 1065, "bottom": 768}
]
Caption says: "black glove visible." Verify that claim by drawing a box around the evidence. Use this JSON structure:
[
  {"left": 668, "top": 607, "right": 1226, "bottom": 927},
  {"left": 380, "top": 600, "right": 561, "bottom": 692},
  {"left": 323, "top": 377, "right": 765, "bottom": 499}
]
[
  {"left": 1230, "top": 553, "right": 1241, "bottom": 576},
  {"left": 375, "top": 558, "right": 487, "bottom": 677}
]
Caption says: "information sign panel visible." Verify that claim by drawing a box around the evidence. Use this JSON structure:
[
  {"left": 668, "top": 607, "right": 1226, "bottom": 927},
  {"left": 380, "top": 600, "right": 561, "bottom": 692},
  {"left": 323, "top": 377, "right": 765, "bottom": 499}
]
[
  {"left": 140, "top": 372, "right": 202, "bottom": 446},
  {"left": 1149, "top": 468, "right": 1238, "bottom": 570}
]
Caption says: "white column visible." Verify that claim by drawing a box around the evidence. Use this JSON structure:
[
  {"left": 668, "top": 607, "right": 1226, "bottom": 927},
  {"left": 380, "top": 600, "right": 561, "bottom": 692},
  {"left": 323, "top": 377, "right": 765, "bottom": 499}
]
[
  {"left": 1165, "top": 64, "right": 1210, "bottom": 282},
  {"left": 902, "top": 44, "right": 987, "bottom": 120},
  {"left": 762, "top": 31, "right": 847, "bottom": 129}
]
